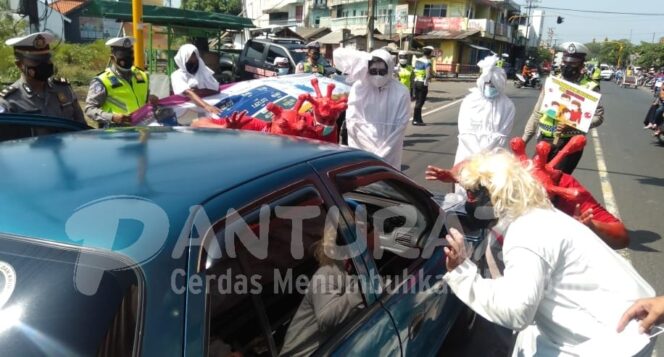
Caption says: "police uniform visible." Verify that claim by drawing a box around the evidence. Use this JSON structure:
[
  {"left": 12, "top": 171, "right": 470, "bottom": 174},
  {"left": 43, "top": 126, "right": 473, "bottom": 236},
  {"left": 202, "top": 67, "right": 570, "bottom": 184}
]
[
  {"left": 295, "top": 41, "right": 324, "bottom": 74},
  {"left": 85, "top": 37, "right": 150, "bottom": 127},
  {"left": 522, "top": 41, "right": 604, "bottom": 174},
  {"left": 413, "top": 46, "right": 434, "bottom": 125},
  {"left": 0, "top": 32, "right": 86, "bottom": 124}
]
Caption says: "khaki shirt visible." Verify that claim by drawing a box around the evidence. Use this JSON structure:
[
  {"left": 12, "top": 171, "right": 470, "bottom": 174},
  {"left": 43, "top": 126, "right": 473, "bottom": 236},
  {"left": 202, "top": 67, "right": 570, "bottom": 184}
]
[{"left": 0, "top": 76, "right": 86, "bottom": 124}]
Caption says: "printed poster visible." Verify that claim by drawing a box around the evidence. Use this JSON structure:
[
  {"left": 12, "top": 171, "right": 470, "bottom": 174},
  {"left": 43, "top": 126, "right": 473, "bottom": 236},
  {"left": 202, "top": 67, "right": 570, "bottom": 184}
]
[{"left": 540, "top": 76, "right": 602, "bottom": 133}]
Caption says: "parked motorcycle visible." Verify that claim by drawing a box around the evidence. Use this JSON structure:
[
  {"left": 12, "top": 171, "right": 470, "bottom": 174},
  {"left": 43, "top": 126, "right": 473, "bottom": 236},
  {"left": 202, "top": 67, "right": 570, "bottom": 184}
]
[{"left": 514, "top": 71, "right": 542, "bottom": 89}]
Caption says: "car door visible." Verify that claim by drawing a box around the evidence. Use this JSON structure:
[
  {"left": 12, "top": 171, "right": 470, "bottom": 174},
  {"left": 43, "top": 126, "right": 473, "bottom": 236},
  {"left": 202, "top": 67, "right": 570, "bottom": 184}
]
[
  {"left": 183, "top": 162, "right": 400, "bottom": 356},
  {"left": 239, "top": 40, "right": 269, "bottom": 80},
  {"left": 311, "top": 155, "right": 475, "bottom": 357}
]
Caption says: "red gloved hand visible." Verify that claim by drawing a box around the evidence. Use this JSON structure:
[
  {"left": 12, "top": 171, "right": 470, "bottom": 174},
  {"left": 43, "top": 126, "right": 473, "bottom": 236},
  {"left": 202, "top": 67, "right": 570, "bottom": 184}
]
[{"left": 305, "top": 78, "right": 348, "bottom": 126}]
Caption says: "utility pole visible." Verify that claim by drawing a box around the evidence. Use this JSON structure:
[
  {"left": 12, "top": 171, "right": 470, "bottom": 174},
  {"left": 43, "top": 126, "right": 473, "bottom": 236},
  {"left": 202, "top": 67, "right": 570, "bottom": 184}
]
[
  {"left": 524, "top": 0, "right": 533, "bottom": 48},
  {"left": 547, "top": 27, "right": 554, "bottom": 48},
  {"left": 653, "top": 32, "right": 656, "bottom": 44},
  {"left": 367, "top": 0, "right": 375, "bottom": 51},
  {"left": 132, "top": 0, "right": 145, "bottom": 68}
]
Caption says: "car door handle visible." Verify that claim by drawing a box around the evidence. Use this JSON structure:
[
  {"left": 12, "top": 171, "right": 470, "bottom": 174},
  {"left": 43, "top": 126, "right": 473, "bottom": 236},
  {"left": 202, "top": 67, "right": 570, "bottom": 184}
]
[{"left": 408, "top": 313, "right": 425, "bottom": 340}]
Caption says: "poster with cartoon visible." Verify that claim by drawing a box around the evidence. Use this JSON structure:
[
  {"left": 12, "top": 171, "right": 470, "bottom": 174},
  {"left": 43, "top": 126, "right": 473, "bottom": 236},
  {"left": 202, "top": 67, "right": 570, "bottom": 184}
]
[{"left": 540, "top": 76, "right": 602, "bottom": 133}]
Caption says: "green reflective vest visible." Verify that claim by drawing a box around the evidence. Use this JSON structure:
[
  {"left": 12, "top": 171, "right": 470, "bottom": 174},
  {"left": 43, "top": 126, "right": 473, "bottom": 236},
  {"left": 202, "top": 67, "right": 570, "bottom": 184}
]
[
  {"left": 538, "top": 76, "right": 599, "bottom": 138},
  {"left": 97, "top": 67, "right": 149, "bottom": 115},
  {"left": 496, "top": 59, "right": 505, "bottom": 68},
  {"left": 592, "top": 67, "right": 602, "bottom": 80},
  {"left": 398, "top": 65, "right": 413, "bottom": 89},
  {"left": 414, "top": 57, "right": 431, "bottom": 82},
  {"left": 302, "top": 62, "right": 325, "bottom": 74}
]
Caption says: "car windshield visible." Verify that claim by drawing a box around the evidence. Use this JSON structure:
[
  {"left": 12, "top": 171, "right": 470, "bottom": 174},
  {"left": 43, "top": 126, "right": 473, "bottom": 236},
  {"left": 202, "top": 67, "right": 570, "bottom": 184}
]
[{"left": 0, "top": 235, "right": 142, "bottom": 356}]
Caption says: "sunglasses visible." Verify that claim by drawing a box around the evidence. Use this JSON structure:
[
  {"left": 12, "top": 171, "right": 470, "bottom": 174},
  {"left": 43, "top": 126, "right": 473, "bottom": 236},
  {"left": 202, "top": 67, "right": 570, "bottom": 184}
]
[{"left": 368, "top": 68, "right": 388, "bottom": 76}]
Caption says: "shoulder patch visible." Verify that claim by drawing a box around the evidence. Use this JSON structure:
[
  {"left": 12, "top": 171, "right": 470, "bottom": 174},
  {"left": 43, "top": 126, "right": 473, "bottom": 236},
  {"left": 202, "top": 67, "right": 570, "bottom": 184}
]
[{"left": 0, "top": 86, "right": 17, "bottom": 98}]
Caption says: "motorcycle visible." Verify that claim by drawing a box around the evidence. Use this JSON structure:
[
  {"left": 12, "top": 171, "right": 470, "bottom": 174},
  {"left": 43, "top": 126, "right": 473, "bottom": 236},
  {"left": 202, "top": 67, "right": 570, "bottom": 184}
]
[{"left": 514, "top": 70, "right": 542, "bottom": 89}]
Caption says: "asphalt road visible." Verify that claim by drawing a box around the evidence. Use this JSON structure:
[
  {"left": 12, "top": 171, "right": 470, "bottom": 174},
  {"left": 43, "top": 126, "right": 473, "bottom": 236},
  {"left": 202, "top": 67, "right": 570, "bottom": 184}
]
[{"left": 400, "top": 79, "right": 664, "bottom": 356}]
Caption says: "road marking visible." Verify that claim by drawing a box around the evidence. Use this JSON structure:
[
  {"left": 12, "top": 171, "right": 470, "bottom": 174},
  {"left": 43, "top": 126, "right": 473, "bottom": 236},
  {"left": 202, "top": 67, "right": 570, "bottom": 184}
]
[
  {"left": 590, "top": 129, "right": 631, "bottom": 261},
  {"left": 410, "top": 98, "right": 464, "bottom": 121}
]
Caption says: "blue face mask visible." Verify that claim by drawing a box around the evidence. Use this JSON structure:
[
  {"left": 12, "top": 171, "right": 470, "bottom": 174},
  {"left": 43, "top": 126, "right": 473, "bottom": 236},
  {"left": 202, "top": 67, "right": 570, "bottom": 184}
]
[{"left": 484, "top": 85, "right": 499, "bottom": 99}]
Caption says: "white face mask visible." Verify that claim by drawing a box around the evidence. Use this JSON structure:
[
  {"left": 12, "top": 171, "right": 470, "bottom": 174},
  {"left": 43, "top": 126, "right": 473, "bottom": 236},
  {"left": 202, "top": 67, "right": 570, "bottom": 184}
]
[
  {"left": 277, "top": 68, "right": 289, "bottom": 75},
  {"left": 483, "top": 85, "right": 499, "bottom": 99},
  {"left": 399, "top": 59, "right": 408, "bottom": 65},
  {"left": 369, "top": 75, "right": 390, "bottom": 88}
]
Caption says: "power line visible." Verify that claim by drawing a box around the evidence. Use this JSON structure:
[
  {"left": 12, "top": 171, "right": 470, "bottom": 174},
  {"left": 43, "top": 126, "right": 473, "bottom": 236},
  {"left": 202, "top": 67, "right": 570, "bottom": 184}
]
[{"left": 527, "top": 6, "right": 664, "bottom": 16}]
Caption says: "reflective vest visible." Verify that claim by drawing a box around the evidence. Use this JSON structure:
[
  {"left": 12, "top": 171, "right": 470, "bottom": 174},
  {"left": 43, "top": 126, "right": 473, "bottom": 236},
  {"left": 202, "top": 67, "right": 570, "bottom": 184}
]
[
  {"left": 398, "top": 65, "right": 413, "bottom": 89},
  {"left": 414, "top": 57, "right": 431, "bottom": 82},
  {"left": 302, "top": 61, "right": 325, "bottom": 74},
  {"left": 592, "top": 67, "right": 602, "bottom": 80},
  {"left": 496, "top": 59, "right": 505, "bottom": 68},
  {"left": 97, "top": 67, "right": 149, "bottom": 115},
  {"left": 538, "top": 75, "right": 599, "bottom": 138}
]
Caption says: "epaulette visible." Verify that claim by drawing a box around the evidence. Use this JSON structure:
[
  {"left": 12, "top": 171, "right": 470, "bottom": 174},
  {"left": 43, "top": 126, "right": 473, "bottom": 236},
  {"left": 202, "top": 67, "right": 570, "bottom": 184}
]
[
  {"left": 51, "top": 77, "right": 70, "bottom": 85},
  {"left": 0, "top": 86, "right": 17, "bottom": 98}
]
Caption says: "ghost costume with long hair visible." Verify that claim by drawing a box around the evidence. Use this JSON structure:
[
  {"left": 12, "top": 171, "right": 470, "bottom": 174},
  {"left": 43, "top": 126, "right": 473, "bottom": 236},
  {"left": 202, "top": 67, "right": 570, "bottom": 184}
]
[
  {"left": 333, "top": 48, "right": 411, "bottom": 169},
  {"left": 170, "top": 44, "right": 219, "bottom": 95},
  {"left": 453, "top": 55, "right": 515, "bottom": 166}
]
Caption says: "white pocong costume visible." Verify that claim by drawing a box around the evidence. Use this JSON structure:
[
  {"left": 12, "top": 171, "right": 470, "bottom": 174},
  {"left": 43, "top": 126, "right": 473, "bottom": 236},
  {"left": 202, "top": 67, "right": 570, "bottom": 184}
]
[
  {"left": 170, "top": 44, "right": 219, "bottom": 95},
  {"left": 444, "top": 208, "right": 657, "bottom": 356},
  {"left": 454, "top": 55, "right": 515, "bottom": 165},
  {"left": 333, "top": 48, "right": 411, "bottom": 169}
]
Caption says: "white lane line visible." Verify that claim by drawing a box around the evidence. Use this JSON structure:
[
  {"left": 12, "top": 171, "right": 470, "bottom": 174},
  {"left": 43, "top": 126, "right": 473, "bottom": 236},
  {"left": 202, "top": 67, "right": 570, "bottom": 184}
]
[
  {"left": 410, "top": 98, "right": 464, "bottom": 121},
  {"left": 590, "top": 129, "right": 631, "bottom": 261}
]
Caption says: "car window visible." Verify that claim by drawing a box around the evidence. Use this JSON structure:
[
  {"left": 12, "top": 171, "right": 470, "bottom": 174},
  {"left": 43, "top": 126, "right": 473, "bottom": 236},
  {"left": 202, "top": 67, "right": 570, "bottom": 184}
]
[
  {"left": 204, "top": 186, "right": 365, "bottom": 357},
  {"left": 334, "top": 171, "right": 435, "bottom": 284},
  {"left": 266, "top": 46, "right": 290, "bottom": 67},
  {"left": 246, "top": 41, "right": 266, "bottom": 61},
  {"left": 0, "top": 235, "right": 142, "bottom": 356},
  {"left": 0, "top": 120, "right": 87, "bottom": 142}
]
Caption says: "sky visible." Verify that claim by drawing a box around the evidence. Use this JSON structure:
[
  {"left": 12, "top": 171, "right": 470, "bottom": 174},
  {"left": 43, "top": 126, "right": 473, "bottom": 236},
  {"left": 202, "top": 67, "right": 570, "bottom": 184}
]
[{"left": 526, "top": 0, "right": 664, "bottom": 45}]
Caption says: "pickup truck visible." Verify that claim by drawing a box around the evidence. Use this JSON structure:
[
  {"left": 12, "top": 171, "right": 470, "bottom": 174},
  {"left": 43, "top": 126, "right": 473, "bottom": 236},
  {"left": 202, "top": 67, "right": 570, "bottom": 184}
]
[{"left": 236, "top": 38, "right": 336, "bottom": 81}]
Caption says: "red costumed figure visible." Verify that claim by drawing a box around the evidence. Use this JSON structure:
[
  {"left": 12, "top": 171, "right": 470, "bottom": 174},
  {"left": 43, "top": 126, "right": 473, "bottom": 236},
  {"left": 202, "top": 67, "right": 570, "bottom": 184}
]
[
  {"left": 425, "top": 136, "right": 628, "bottom": 249},
  {"left": 192, "top": 78, "right": 347, "bottom": 143}
]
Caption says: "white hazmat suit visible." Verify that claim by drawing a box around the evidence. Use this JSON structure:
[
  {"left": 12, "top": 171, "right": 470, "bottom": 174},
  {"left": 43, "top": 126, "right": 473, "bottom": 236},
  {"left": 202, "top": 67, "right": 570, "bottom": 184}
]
[
  {"left": 170, "top": 44, "right": 219, "bottom": 96},
  {"left": 454, "top": 55, "right": 515, "bottom": 165},
  {"left": 333, "top": 48, "right": 411, "bottom": 169}
]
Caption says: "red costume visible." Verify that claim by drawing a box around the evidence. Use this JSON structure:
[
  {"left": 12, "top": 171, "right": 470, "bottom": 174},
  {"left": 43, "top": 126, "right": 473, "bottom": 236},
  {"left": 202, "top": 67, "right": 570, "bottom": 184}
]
[{"left": 192, "top": 78, "right": 347, "bottom": 143}]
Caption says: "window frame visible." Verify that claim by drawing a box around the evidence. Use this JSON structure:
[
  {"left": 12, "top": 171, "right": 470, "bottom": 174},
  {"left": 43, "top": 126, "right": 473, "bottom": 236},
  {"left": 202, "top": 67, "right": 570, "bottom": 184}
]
[
  {"left": 423, "top": 4, "right": 447, "bottom": 17},
  {"left": 198, "top": 178, "right": 371, "bottom": 357},
  {"left": 0, "top": 232, "right": 146, "bottom": 357}
]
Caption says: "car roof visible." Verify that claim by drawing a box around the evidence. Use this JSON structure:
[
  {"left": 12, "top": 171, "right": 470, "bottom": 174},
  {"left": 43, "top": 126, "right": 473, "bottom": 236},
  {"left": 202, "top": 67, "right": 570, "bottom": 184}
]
[
  {"left": 0, "top": 127, "right": 351, "bottom": 251},
  {"left": 251, "top": 37, "right": 305, "bottom": 46}
]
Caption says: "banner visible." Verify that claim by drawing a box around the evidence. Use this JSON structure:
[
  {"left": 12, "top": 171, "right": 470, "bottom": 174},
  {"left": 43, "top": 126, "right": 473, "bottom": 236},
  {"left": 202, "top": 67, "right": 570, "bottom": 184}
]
[
  {"left": 134, "top": 74, "right": 351, "bottom": 126},
  {"left": 540, "top": 76, "right": 602, "bottom": 133}
]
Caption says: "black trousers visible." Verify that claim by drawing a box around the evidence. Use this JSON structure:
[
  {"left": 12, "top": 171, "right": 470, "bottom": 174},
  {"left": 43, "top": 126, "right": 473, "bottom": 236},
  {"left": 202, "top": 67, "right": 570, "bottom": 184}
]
[
  {"left": 538, "top": 136, "right": 584, "bottom": 175},
  {"left": 413, "top": 81, "right": 428, "bottom": 124}
]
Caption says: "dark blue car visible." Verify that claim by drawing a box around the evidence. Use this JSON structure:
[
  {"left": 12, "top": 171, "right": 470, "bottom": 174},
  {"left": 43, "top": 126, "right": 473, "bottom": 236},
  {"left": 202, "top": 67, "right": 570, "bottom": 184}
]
[{"left": 0, "top": 120, "right": 484, "bottom": 356}]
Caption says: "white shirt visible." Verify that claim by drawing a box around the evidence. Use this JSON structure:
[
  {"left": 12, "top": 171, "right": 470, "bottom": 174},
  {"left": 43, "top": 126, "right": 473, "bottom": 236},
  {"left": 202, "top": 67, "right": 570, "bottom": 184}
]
[{"left": 444, "top": 208, "right": 656, "bottom": 356}]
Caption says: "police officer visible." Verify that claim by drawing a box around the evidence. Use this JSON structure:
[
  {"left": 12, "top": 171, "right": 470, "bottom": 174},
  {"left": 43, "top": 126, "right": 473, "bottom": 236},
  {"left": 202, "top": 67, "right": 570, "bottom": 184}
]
[
  {"left": 412, "top": 46, "right": 434, "bottom": 126},
  {"left": 85, "top": 36, "right": 157, "bottom": 127},
  {"left": 295, "top": 41, "right": 325, "bottom": 75},
  {"left": 0, "top": 32, "right": 86, "bottom": 123},
  {"left": 396, "top": 51, "right": 414, "bottom": 98},
  {"left": 522, "top": 41, "right": 604, "bottom": 174}
]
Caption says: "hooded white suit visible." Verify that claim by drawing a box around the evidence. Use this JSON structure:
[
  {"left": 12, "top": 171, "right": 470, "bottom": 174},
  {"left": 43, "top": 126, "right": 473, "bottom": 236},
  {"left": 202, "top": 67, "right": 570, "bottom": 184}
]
[
  {"left": 454, "top": 55, "right": 515, "bottom": 165},
  {"left": 170, "top": 44, "right": 219, "bottom": 96},
  {"left": 334, "top": 48, "right": 411, "bottom": 169}
]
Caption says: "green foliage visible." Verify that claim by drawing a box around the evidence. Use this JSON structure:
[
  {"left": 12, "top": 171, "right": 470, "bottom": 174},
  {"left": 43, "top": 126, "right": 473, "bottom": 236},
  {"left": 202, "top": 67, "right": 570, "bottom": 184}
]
[
  {"left": 582, "top": 40, "right": 633, "bottom": 66},
  {"left": 181, "top": 0, "right": 242, "bottom": 14},
  {"left": 634, "top": 42, "right": 664, "bottom": 69},
  {"left": 52, "top": 40, "right": 110, "bottom": 84},
  {"left": 527, "top": 47, "right": 553, "bottom": 64}
]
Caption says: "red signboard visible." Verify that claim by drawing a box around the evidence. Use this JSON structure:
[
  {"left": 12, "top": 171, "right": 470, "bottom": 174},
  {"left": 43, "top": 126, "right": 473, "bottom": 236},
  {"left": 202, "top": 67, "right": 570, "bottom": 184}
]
[{"left": 415, "top": 16, "right": 464, "bottom": 33}]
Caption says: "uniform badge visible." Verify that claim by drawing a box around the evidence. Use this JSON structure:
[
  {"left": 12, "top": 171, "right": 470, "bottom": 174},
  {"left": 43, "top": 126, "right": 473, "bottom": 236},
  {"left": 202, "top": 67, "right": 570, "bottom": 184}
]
[
  {"left": 57, "top": 91, "right": 68, "bottom": 104},
  {"left": 33, "top": 35, "right": 47, "bottom": 50},
  {"left": 567, "top": 44, "right": 576, "bottom": 54},
  {"left": 123, "top": 38, "right": 132, "bottom": 48}
]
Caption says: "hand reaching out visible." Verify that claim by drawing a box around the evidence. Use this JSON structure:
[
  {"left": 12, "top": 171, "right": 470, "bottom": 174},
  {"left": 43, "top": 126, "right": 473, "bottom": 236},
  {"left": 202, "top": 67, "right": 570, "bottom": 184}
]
[
  {"left": 617, "top": 296, "right": 664, "bottom": 334},
  {"left": 425, "top": 165, "right": 457, "bottom": 183},
  {"left": 444, "top": 228, "right": 469, "bottom": 271}
]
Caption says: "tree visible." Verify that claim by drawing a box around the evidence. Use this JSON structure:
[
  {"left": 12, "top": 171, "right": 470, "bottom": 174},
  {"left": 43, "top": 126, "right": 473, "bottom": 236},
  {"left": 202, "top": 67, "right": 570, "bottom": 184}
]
[
  {"left": 634, "top": 42, "right": 664, "bottom": 69},
  {"left": 181, "top": 0, "right": 242, "bottom": 15}
]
